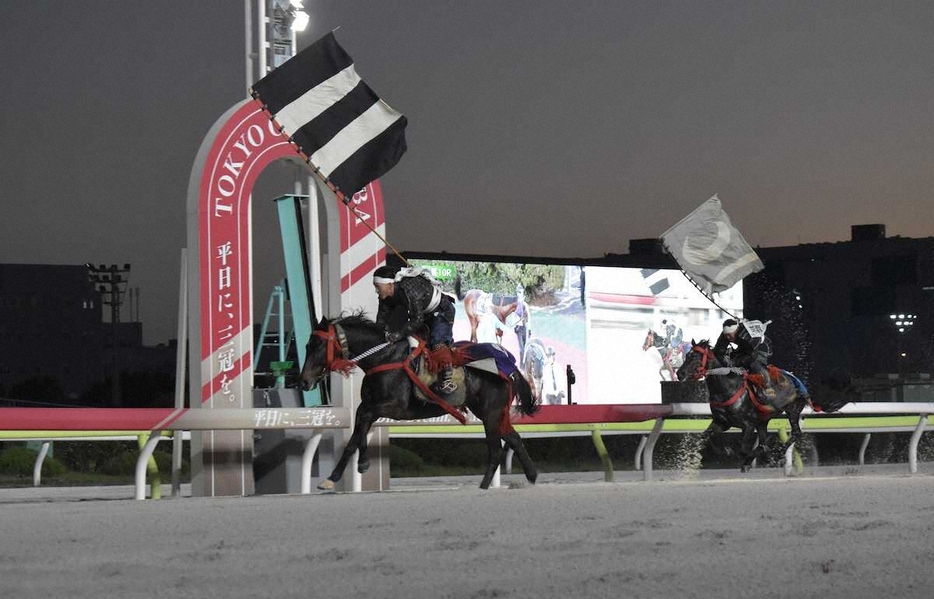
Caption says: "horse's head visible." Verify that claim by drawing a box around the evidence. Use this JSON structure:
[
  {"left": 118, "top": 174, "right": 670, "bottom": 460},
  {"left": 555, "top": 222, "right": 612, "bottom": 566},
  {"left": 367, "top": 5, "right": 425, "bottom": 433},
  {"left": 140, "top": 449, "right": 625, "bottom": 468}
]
[
  {"left": 643, "top": 329, "right": 668, "bottom": 351},
  {"left": 300, "top": 319, "right": 341, "bottom": 391},
  {"left": 676, "top": 340, "right": 719, "bottom": 382},
  {"left": 642, "top": 329, "right": 656, "bottom": 351},
  {"left": 300, "top": 313, "right": 394, "bottom": 390}
]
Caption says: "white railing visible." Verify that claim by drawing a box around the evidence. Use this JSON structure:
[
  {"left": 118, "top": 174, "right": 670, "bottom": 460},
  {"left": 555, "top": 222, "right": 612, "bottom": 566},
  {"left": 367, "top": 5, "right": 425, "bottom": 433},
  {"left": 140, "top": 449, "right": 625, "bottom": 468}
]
[
  {"left": 0, "top": 407, "right": 350, "bottom": 500},
  {"left": 3, "top": 402, "right": 931, "bottom": 496},
  {"left": 385, "top": 402, "right": 934, "bottom": 482}
]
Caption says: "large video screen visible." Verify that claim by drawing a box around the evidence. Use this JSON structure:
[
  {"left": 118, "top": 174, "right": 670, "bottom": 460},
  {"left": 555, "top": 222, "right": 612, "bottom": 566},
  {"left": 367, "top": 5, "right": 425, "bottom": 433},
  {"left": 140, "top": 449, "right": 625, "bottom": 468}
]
[{"left": 410, "top": 258, "right": 743, "bottom": 404}]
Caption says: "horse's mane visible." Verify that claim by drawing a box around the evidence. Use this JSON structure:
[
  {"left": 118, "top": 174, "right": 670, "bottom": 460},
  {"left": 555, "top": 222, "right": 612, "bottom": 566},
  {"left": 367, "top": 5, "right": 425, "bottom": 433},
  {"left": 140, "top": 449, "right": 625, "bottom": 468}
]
[{"left": 324, "top": 310, "right": 383, "bottom": 334}]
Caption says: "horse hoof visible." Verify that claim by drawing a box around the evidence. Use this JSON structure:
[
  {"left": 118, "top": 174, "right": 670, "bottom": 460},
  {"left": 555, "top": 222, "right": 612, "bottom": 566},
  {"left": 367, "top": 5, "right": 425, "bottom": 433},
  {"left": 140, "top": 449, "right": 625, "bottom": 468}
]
[
  {"left": 527, "top": 472, "right": 538, "bottom": 485},
  {"left": 357, "top": 460, "right": 370, "bottom": 474},
  {"left": 317, "top": 479, "right": 335, "bottom": 492}
]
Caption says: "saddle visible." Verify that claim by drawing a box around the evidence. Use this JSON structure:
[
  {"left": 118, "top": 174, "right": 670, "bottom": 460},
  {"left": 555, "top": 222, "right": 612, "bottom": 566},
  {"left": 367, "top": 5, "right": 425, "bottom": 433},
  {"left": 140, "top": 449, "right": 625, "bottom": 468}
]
[
  {"left": 409, "top": 340, "right": 520, "bottom": 408},
  {"left": 746, "top": 365, "right": 804, "bottom": 411},
  {"left": 413, "top": 358, "right": 467, "bottom": 407}
]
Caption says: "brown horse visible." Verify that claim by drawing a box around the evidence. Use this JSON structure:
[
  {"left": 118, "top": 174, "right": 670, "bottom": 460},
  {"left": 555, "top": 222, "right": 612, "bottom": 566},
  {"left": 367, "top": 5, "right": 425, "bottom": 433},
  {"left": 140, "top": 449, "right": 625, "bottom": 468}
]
[{"left": 459, "top": 289, "right": 519, "bottom": 343}]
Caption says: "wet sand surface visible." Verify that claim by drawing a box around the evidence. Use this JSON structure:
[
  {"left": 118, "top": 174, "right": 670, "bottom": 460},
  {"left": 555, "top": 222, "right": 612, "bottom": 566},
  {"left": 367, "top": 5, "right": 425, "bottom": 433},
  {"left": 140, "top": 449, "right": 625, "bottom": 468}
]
[{"left": 2, "top": 465, "right": 933, "bottom": 599}]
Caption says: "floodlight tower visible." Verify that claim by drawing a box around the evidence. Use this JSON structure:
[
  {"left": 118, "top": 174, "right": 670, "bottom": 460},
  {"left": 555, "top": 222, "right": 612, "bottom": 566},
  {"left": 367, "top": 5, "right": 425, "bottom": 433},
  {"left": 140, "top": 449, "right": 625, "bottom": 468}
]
[
  {"left": 87, "top": 263, "right": 131, "bottom": 406},
  {"left": 889, "top": 312, "right": 917, "bottom": 378},
  {"left": 246, "top": 0, "right": 310, "bottom": 87}
]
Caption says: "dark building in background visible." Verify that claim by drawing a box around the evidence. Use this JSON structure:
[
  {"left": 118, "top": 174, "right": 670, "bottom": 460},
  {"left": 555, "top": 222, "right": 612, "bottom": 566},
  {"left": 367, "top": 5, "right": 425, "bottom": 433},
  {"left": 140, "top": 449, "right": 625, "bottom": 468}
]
[
  {"left": 746, "top": 225, "right": 934, "bottom": 399},
  {"left": 0, "top": 264, "right": 175, "bottom": 405}
]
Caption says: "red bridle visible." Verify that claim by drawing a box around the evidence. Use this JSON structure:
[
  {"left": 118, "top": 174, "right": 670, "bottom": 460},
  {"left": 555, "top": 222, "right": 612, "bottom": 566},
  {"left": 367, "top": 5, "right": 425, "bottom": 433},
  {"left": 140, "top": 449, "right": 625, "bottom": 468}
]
[
  {"left": 311, "top": 325, "right": 356, "bottom": 375},
  {"left": 686, "top": 344, "right": 712, "bottom": 380}
]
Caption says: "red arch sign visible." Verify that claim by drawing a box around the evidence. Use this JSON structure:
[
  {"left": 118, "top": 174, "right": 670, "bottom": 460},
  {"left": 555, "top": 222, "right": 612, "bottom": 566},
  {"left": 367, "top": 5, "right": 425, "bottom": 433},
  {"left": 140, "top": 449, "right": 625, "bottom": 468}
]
[{"left": 187, "top": 99, "right": 386, "bottom": 496}]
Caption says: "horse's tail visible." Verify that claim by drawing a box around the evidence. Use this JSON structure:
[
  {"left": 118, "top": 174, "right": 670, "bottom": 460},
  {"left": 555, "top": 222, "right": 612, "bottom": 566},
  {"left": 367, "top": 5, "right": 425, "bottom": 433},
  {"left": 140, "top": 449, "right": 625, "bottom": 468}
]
[
  {"left": 810, "top": 368, "right": 855, "bottom": 413},
  {"left": 511, "top": 371, "right": 540, "bottom": 417},
  {"left": 454, "top": 274, "right": 464, "bottom": 301}
]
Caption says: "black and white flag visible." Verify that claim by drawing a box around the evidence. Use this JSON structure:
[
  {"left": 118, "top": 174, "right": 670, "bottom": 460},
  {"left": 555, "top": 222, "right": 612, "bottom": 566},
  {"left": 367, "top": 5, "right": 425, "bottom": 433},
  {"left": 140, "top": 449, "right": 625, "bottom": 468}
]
[
  {"left": 660, "top": 195, "right": 764, "bottom": 295},
  {"left": 250, "top": 32, "right": 407, "bottom": 200},
  {"left": 640, "top": 268, "right": 670, "bottom": 296}
]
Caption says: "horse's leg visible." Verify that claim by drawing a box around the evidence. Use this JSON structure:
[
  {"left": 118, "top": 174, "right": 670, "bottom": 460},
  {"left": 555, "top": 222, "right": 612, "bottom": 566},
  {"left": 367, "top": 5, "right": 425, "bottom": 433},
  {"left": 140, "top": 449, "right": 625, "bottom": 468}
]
[
  {"left": 739, "top": 424, "right": 758, "bottom": 472},
  {"left": 502, "top": 429, "right": 537, "bottom": 484},
  {"left": 478, "top": 415, "right": 506, "bottom": 490},
  {"left": 778, "top": 401, "right": 805, "bottom": 460},
  {"left": 701, "top": 420, "right": 733, "bottom": 458},
  {"left": 751, "top": 421, "right": 770, "bottom": 466},
  {"left": 355, "top": 411, "right": 376, "bottom": 474},
  {"left": 318, "top": 406, "right": 375, "bottom": 491}
]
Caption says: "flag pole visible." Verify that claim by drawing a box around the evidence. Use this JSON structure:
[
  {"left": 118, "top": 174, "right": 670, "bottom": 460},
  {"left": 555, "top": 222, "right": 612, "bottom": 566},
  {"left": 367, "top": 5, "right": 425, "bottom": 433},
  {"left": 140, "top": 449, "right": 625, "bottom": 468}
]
[
  {"left": 250, "top": 94, "right": 410, "bottom": 267},
  {"left": 679, "top": 269, "right": 737, "bottom": 320}
]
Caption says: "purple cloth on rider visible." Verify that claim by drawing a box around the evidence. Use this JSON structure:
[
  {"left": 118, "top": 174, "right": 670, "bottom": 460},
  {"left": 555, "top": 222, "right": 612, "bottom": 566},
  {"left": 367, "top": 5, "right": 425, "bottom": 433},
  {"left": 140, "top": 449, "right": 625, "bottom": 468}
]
[{"left": 454, "top": 341, "right": 518, "bottom": 377}]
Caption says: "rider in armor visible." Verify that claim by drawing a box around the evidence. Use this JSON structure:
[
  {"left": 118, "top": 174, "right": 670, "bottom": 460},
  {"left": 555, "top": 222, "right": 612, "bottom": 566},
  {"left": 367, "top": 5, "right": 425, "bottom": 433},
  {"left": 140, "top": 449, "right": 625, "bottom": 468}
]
[
  {"left": 513, "top": 284, "right": 531, "bottom": 362},
  {"left": 373, "top": 265, "right": 457, "bottom": 398},
  {"left": 661, "top": 318, "right": 683, "bottom": 351},
  {"left": 713, "top": 318, "right": 774, "bottom": 395}
]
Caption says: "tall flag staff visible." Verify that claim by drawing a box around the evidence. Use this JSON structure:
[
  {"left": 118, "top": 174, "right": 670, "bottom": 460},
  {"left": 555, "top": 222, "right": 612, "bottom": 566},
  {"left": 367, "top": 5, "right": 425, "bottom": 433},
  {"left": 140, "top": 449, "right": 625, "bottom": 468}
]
[
  {"left": 659, "top": 194, "right": 765, "bottom": 319},
  {"left": 250, "top": 31, "right": 410, "bottom": 265}
]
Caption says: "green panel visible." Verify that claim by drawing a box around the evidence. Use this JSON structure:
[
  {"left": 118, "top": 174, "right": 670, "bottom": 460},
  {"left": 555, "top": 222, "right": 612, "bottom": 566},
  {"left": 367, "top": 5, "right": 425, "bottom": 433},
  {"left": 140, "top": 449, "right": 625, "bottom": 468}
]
[{"left": 275, "top": 195, "right": 321, "bottom": 407}]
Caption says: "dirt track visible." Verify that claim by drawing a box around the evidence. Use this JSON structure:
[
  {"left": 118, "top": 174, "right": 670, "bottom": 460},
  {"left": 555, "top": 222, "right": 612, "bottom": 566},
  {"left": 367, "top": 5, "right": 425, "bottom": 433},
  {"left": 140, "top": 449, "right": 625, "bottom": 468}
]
[{"left": 2, "top": 466, "right": 933, "bottom": 599}]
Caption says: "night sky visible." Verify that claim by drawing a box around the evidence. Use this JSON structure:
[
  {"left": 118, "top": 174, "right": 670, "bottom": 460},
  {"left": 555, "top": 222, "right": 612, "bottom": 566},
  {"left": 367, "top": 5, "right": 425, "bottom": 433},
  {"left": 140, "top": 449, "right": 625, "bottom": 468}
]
[{"left": 2, "top": 1, "right": 933, "bottom": 345}]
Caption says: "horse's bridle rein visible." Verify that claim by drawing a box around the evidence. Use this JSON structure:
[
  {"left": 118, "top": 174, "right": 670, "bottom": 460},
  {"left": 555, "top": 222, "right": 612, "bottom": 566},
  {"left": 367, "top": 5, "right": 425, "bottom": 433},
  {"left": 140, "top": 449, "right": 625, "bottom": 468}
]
[
  {"left": 309, "top": 322, "right": 470, "bottom": 425},
  {"left": 688, "top": 343, "right": 770, "bottom": 413},
  {"left": 686, "top": 344, "right": 712, "bottom": 380},
  {"left": 313, "top": 324, "right": 349, "bottom": 372},
  {"left": 311, "top": 323, "right": 392, "bottom": 376}
]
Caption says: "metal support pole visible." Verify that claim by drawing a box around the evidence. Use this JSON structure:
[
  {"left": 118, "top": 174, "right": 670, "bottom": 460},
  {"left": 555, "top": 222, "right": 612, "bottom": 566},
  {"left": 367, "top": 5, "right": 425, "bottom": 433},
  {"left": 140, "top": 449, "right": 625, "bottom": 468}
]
[
  {"left": 858, "top": 433, "right": 871, "bottom": 466},
  {"left": 643, "top": 418, "right": 665, "bottom": 481},
  {"left": 257, "top": 0, "right": 267, "bottom": 76},
  {"left": 245, "top": 0, "right": 253, "bottom": 90},
  {"left": 591, "top": 429, "right": 614, "bottom": 482},
  {"left": 172, "top": 249, "right": 188, "bottom": 496},
  {"left": 634, "top": 435, "right": 647, "bottom": 471},
  {"left": 908, "top": 414, "right": 928, "bottom": 474},
  {"left": 32, "top": 442, "right": 50, "bottom": 487}
]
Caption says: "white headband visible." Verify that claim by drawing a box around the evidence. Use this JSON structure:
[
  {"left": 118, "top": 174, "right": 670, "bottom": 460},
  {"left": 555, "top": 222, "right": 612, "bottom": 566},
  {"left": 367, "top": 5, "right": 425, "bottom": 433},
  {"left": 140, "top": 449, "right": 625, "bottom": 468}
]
[
  {"left": 722, "top": 323, "right": 739, "bottom": 334},
  {"left": 373, "top": 276, "right": 395, "bottom": 285}
]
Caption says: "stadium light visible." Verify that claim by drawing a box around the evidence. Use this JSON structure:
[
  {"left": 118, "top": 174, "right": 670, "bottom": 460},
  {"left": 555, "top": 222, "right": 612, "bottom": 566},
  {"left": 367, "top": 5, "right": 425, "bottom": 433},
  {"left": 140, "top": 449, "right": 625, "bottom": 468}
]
[{"left": 87, "top": 263, "right": 131, "bottom": 406}]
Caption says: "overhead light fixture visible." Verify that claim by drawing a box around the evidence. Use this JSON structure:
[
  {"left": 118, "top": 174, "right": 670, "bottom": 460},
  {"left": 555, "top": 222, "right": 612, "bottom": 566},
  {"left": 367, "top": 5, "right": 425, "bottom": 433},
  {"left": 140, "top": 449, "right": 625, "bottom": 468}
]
[{"left": 292, "top": 11, "right": 309, "bottom": 31}]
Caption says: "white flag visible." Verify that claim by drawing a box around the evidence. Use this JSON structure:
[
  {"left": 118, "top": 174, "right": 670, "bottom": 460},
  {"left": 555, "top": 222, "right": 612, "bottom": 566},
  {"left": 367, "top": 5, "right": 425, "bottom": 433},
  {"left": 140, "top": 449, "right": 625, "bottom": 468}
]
[{"left": 660, "top": 195, "right": 764, "bottom": 294}]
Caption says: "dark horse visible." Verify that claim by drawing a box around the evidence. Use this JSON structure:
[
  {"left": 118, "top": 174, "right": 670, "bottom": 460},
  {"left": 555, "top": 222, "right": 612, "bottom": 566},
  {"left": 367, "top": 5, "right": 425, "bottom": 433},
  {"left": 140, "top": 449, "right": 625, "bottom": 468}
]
[
  {"left": 458, "top": 289, "right": 519, "bottom": 344},
  {"left": 676, "top": 340, "right": 849, "bottom": 471},
  {"left": 642, "top": 329, "right": 689, "bottom": 381},
  {"left": 300, "top": 314, "right": 540, "bottom": 490}
]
